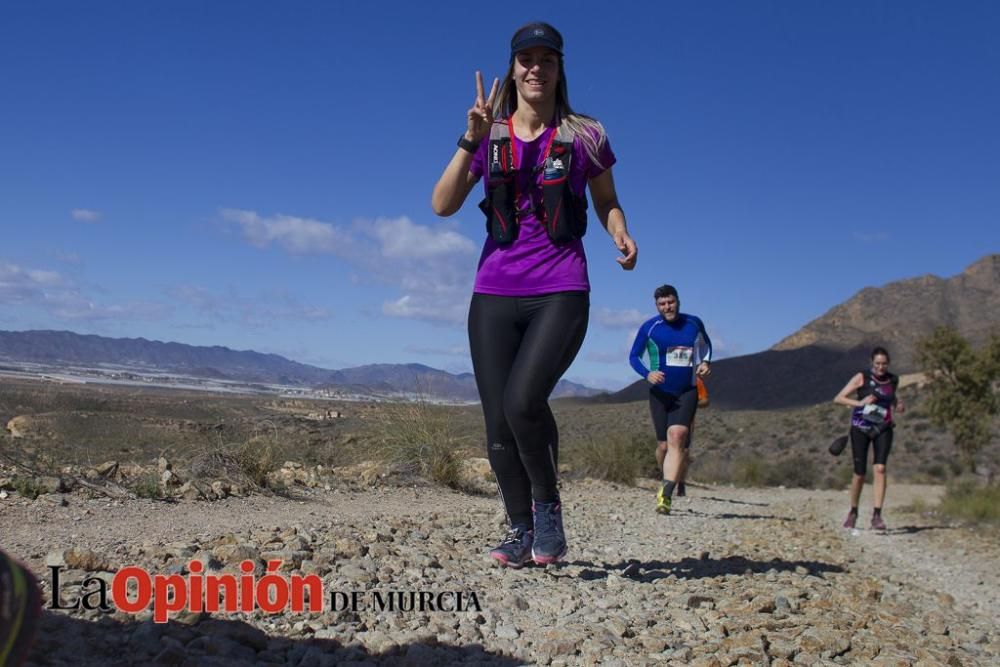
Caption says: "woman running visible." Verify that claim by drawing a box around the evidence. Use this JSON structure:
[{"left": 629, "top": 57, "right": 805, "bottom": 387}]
[
  {"left": 833, "top": 346, "right": 905, "bottom": 531},
  {"left": 432, "top": 22, "right": 637, "bottom": 566}
]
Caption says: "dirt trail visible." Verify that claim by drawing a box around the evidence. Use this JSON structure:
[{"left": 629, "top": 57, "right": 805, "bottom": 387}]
[{"left": 2, "top": 480, "right": 997, "bottom": 666}]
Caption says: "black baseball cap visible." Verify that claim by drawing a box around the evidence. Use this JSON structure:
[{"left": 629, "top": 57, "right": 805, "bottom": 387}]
[{"left": 510, "top": 22, "right": 563, "bottom": 60}]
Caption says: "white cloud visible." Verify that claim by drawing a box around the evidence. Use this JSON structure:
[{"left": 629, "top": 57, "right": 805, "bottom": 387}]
[
  {"left": 586, "top": 328, "right": 643, "bottom": 366},
  {"left": 1, "top": 261, "right": 168, "bottom": 321},
  {"left": 594, "top": 307, "right": 648, "bottom": 329},
  {"left": 369, "top": 217, "right": 476, "bottom": 259},
  {"left": 170, "top": 285, "right": 219, "bottom": 311},
  {"left": 223, "top": 209, "right": 479, "bottom": 326},
  {"left": 221, "top": 208, "right": 352, "bottom": 255},
  {"left": 0, "top": 262, "right": 57, "bottom": 304},
  {"left": 50, "top": 299, "right": 170, "bottom": 322},
  {"left": 71, "top": 209, "right": 103, "bottom": 223},
  {"left": 168, "top": 283, "right": 333, "bottom": 328},
  {"left": 382, "top": 293, "right": 468, "bottom": 326},
  {"left": 585, "top": 350, "right": 627, "bottom": 364},
  {"left": 705, "top": 328, "right": 737, "bottom": 359},
  {"left": 54, "top": 251, "right": 83, "bottom": 265}
]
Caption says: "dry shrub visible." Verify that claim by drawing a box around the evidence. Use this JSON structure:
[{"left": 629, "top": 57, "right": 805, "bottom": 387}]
[
  {"left": 940, "top": 482, "right": 1000, "bottom": 524},
  {"left": 570, "top": 432, "right": 657, "bottom": 485},
  {"left": 185, "top": 423, "right": 286, "bottom": 490},
  {"left": 368, "top": 400, "right": 472, "bottom": 489}
]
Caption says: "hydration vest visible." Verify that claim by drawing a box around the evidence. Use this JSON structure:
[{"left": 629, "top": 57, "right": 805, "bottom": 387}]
[
  {"left": 856, "top": 369, "right": 898, "bottom": 407},
  {"left": 477, "top": 120, "right": 589, "bottom": 245},
  {"left": 853, "top": 369, "right": 898, "bottom": 428}
]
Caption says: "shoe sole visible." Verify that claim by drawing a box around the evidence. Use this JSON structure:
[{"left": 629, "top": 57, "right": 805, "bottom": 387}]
[
  {"left": 489, "top": 552, "right": 530, "bottom": 569},
  {"left": 531, "top": 547, "right": 567, "bottom": 565}
]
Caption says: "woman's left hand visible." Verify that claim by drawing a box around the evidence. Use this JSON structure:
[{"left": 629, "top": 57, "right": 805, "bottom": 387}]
[{"left": 614, "top": 230, "right": 637, "bottom": 270}]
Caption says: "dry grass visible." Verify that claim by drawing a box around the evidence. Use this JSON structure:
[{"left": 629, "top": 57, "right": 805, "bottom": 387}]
[
  {"left": 366, "top": 400, "right": 473, "bottom": 489},
  {"left": 569, "top": 432, "right": 658, "bottom": 485},
  {"left": 183, "top": 423, "right": 287, "bottom": 491},
  {"left": 940, "top": 483, "right": 1000, "bottom": 524}
]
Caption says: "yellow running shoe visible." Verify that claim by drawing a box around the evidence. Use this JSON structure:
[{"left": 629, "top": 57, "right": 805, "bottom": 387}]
[{"left": 656, "top": 485, "right": 672, "bottom": 515}]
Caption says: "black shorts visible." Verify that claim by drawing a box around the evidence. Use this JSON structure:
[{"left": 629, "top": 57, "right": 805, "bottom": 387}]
[
  {"left": 649, "top": 386, "right": 698, "bottom": 441},
  {"left": 850, "top": 424, "right": 894, "bottom": 476}
]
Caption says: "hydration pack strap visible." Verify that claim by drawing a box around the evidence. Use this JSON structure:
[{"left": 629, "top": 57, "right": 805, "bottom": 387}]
[{"left": 479, "top": 121, "right": 587, "bottom": 245}]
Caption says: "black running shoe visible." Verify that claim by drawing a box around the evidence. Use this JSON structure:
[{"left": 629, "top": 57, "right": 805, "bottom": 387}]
[
  {"left": 531, "top": 500, "right": 567, "bottom": 565},
  {"left": 489, "top": 527, "right": 533, "bottom": 568}
]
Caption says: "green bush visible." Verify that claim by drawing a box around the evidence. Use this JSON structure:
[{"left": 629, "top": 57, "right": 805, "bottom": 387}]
[
  {"left": 732, "top": 458, "right": 765, "bottom": 487},
  {"left": 939, "top": 483, "right": 1000, "bottom": 523},
  {"left": 571, "top": 432, "right": 657, "bottom": 485},
  {"left": 772, "top": 454, "right": 820, "bottom": 488},
  {"left": 129, "top": 473, "right": 163, "bottom": 499},
  {"left": 13, "top": 476, "right": 44, "bottom": 500},
  {"left": 922, "top": 463, "right": 947, "bottom": 481}
]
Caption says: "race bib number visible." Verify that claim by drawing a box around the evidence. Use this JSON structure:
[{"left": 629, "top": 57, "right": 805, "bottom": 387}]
[
  {"left": 861, "top": 403, "right": 887, "bottom": 424},
  {"left": 665, "top": 346, "right": 693, "bottom": 367}
]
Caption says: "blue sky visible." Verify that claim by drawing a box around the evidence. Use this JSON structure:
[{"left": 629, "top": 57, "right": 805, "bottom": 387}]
[{"left": 1, "top": 1, "right": 997, "bottom": 390}]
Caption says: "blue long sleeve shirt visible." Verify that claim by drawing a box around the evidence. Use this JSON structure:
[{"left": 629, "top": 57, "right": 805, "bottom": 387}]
[{"left": 629, "top": 313, "right": 712, "bottom": 396}]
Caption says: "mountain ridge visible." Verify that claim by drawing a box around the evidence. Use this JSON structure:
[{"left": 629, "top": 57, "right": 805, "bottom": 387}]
[
  {"left": 592, "top": 254, "right": 998, "bottom": 409},
  {"left": 0, "top": 329, "right": 599, "bottom": 401}
]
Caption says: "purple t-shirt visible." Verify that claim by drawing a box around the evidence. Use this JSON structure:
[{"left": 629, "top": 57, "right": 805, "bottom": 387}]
[{"left": 469, "top": 122, "right": 616, "bottom": 296}]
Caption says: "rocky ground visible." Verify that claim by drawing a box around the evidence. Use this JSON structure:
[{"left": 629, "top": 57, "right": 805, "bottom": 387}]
[{"left": 2, "top": 477, "right": 997, "bottom": 666}]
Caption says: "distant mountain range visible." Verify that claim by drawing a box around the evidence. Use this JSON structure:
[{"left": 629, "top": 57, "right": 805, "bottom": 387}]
[
  {"left": 3, "top": 254, "right": 995, "bottom": 408},
  {"left": 0, "top": 330, "right": 600, "bottom": 401},
  {"left": 592, "top": 254, "right": 998, "bottom": 410}
]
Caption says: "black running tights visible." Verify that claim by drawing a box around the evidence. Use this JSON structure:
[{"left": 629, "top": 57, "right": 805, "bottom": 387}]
[{"left": 468, "top": 291, "right": 589, "bottom": 528}]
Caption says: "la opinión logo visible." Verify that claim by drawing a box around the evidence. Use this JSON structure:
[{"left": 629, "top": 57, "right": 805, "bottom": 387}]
[{"left": 49, "top": 560, "right": 482, "bottom": 623}]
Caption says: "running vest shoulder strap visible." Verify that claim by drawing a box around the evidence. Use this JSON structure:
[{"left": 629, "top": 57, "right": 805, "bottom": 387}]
[
  {"left": 857, "top": 369, "right": 873, "bottom": 401},
  {"left": 477, "top": 121, "right": 588, "bottom": 245},
  {"left": 857, "top": 369, "right": 898, "bottom": 400}
]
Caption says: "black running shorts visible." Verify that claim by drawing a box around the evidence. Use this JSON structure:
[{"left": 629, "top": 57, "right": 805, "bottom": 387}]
[{"left": 648, "top": 386, "right": 698, "bottom": 441}]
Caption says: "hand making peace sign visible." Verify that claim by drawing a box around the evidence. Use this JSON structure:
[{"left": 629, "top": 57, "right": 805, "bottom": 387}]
[{"left": 466, "top": 71, "right": 500, "bottom": 143}]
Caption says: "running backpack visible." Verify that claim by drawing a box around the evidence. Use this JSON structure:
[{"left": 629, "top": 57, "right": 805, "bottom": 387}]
[{"left": 478, "top": 121, "right": 588, "bottom": 245}]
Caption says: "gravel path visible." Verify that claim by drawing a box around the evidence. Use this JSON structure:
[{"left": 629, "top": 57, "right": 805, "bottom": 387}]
[{"left": 2, "top": 479, "right": 997, "bottom": 666}]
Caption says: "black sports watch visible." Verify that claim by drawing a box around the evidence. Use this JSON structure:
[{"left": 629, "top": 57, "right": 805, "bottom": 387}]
[{"left": 457, "top": 135, "right": 480, "bottom": 153}]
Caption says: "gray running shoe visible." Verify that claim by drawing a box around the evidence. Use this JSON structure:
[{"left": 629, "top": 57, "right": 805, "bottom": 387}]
[
  {"left": 843, "top": 510, "right": 857, "bottom": 529},
  {"left": 531, "top": 500, "right": 567, "bottom": 565},
  {"left": 489, "top": 527, "right": 533, "bottom": 568}
]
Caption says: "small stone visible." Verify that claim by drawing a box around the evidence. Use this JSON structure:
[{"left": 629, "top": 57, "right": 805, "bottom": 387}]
[
  {"left": 687, "top": 595, "right": 715, "bottom": 610},
  {"left": 494, "top": 623, "right": 519, "bottom": 640}
]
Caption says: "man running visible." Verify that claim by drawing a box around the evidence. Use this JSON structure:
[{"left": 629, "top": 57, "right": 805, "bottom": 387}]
[
  {"left": 673, "top": 376, "right": 709, "bottom": 497},
  {"left": 629, "top": 284, "right": 712, "bottom": 515}
]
